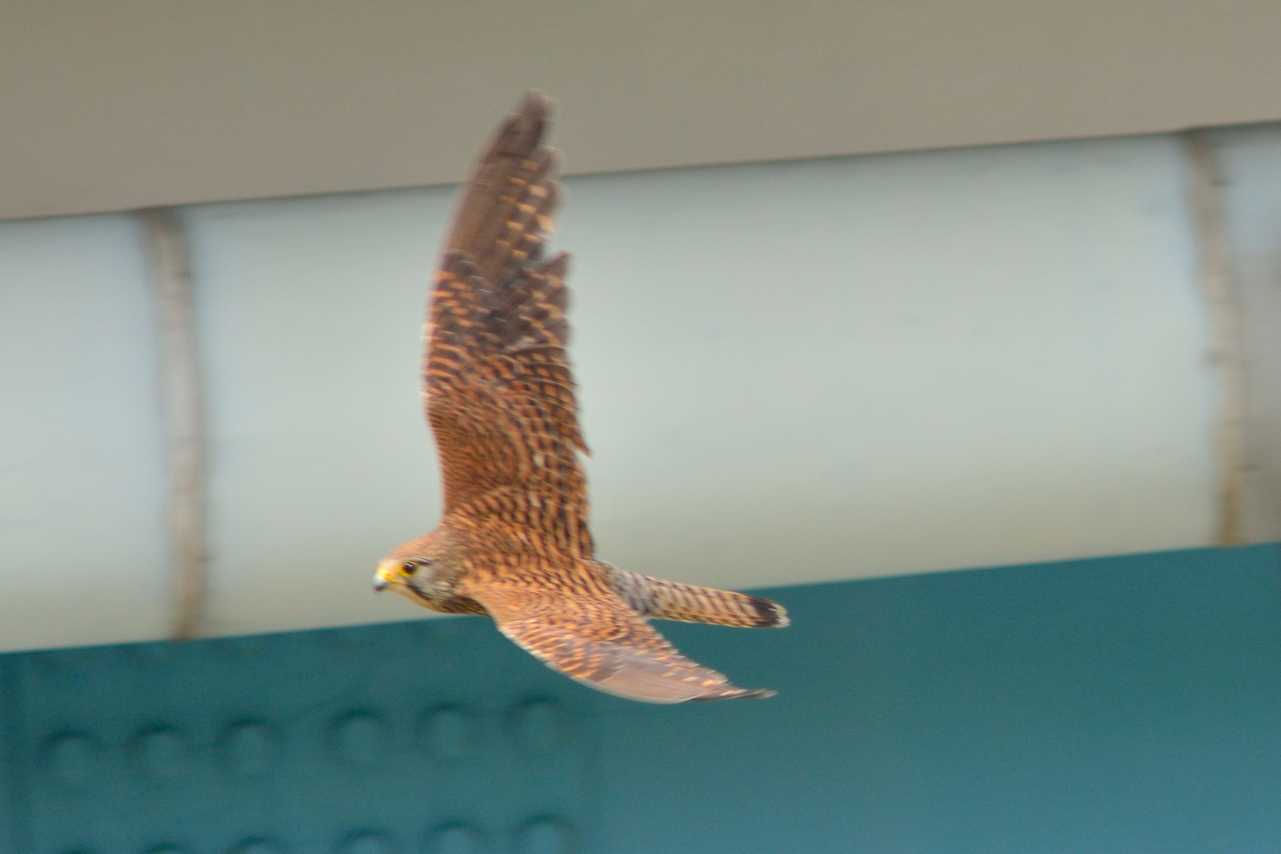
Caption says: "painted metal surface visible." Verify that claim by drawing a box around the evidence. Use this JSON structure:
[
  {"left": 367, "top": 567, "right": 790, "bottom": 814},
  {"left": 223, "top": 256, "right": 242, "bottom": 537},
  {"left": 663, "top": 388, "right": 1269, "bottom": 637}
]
[
  {"left": 1207, "top": 125, "right": 1281, "bottom": 542},
  {"left": 5, "top": 129, "right": 1281, "bottom": 649},
  {"left": 173, "top": 135, "right": 1223, "bottom": 640},
  {"left": 1, "top": 545, "right": 1279, "bottom": 852},
  {"left": 0, "top": 216, "right": 170, "bottom": 650}
]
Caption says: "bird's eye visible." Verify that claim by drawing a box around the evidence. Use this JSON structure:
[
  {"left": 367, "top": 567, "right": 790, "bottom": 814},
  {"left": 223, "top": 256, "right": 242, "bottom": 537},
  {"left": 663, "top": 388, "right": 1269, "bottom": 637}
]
[{"left": 401, "top": 562, "right": 416, "bottom": 574}]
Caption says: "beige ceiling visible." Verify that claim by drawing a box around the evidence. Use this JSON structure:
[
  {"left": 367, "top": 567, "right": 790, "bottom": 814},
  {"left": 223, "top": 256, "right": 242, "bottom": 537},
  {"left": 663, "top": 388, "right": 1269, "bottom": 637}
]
[{"left": 4, "top": 0, "right": 1280, "bottom": 221}]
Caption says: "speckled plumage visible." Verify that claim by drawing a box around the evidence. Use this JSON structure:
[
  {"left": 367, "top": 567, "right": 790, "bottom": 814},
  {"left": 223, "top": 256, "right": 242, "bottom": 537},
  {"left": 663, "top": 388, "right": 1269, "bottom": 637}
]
[{"left": 375, "top": 93, "right": 788, "bottom": 703}]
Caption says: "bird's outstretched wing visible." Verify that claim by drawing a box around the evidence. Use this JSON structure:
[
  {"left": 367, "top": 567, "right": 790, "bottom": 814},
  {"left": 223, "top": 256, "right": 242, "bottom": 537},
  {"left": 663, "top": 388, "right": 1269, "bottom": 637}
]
[
  {"left": 465, "top": 584, "right": 776, "bottom": 703},
  {"left": 424, "top": 93, "right": 592, "bottom": 557}
]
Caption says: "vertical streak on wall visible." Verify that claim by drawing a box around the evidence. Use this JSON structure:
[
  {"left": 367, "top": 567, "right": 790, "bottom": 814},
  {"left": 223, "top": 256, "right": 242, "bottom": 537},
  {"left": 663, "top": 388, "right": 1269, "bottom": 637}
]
[
  {"left": 140, "top": 208, "right": 209, "bottom": 639},
  {"left": 1182, "top": 132, "right": 1247, "bottom": 546}
]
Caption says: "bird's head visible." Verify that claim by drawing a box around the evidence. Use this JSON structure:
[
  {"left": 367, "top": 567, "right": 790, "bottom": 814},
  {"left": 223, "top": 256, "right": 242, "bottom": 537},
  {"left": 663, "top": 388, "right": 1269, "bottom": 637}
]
[{"left": 373, "top": 528, "right": 461, "bottom": 606}]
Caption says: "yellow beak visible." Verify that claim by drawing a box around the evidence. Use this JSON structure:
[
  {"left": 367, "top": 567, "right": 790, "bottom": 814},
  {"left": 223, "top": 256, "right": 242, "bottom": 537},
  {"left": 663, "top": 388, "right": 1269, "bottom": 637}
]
[{"left": 373, "top": 561, "right": 399, "bottom": 592}]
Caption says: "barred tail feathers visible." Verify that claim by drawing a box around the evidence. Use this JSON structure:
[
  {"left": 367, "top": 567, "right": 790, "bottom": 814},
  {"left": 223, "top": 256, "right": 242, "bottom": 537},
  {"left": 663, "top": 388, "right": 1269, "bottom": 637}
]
[{"left": 608, "top": 568, "right": 789, "bottom": 629}]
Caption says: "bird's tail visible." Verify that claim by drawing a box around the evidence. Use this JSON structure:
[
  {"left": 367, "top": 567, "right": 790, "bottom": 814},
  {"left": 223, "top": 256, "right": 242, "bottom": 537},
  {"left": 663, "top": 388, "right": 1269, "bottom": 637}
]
[{"left": 607, "top": 568, "right": 789, "bottom": 629}]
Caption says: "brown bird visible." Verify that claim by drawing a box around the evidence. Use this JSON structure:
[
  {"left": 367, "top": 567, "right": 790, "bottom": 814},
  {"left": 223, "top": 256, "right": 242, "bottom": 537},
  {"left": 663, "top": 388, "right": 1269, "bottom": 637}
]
[{"left": 373, "top": 93, "right": 788, "bottom": 703}]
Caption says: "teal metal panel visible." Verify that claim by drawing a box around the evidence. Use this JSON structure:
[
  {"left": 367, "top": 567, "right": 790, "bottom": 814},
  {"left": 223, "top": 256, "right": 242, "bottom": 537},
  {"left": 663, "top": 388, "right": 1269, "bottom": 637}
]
[
  {"left": 8, "top": 618, "right": 600, "bottom": 853},
  {"left": 600, "top": 545, "right": 1281, "bottom": 853},
  {"left": 1, "top": 657, "right": 31, "bottom": 854},
  {"left": 2, "top": 545, "right": 1279, "bottom": 852}
]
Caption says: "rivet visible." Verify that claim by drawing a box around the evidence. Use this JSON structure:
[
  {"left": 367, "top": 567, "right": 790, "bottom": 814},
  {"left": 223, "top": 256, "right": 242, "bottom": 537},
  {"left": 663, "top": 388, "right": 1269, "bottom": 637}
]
[
  {"left": 330, "top": 711, "right": 388, "bottom": 766},
  {"left": 42, "top": 732, "right": 101, "bottom": 786},
  {"left": 509, "top": 699, "right": 563, "bottom": 755},
  {"left": 417, "top": 705, "right": 479, "bottom": 761},
  {"left": 513, "top": 816, "right": 576, "bottom": 854},
  {"left": 131, "top": 726, "right": 189, "bottom": 779},
  {"left": 422, "top": 823, "right": 486, "bottom": 854},
  {"left": 337, "top": 830, "right": 398, "bottom": 854},
  {"left": 220, "top": 720, "right": 282, "bottom": 777}
]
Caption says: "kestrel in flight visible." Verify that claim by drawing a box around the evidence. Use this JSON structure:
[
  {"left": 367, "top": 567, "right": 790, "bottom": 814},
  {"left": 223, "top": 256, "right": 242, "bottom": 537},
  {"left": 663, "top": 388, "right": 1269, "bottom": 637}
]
[{"left": 373, "top": 93, "right": 788, "bottom": 703}]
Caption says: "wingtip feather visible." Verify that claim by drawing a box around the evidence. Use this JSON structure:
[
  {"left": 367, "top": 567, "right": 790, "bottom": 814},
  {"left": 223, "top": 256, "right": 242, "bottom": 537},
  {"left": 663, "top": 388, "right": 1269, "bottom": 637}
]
[
  {"left": 486, "top": 92, "right": 553, "bottom": 163},
  {"left": 689, "top": 686, "right": 778, "bottom": 702},
  {"left": 519, "top": 89, "right": 553, "bottom": 117}
]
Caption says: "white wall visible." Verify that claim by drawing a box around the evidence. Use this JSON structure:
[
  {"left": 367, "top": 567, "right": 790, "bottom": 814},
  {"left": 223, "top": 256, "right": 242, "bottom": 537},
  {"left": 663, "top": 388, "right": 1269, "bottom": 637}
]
[
  {"left": 3, "top": 127, "right": 1277, "bottom": 650},
  {"left": 0, "top": 217, "right": 171, "bottom": 648}
]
